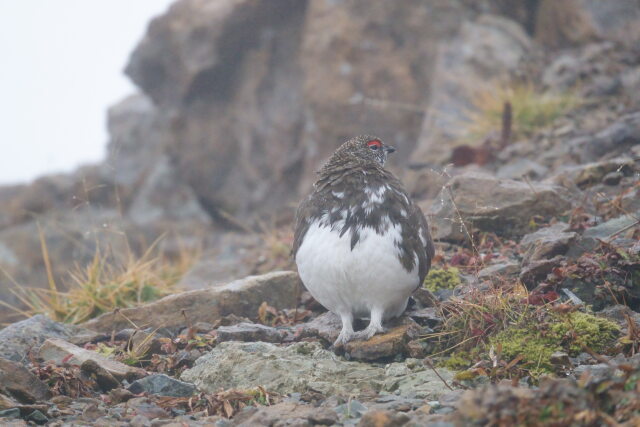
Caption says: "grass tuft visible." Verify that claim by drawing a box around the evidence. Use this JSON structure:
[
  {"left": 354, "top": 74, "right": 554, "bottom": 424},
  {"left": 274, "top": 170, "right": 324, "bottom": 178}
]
[
  {"left": 426, "top": 283, "right": 620, "bottom": 380},
  {"left": 1, "top": 234, "right": 198, "bottom": 324},
  {"left": 463, "top": 83, "right": 581, "bottom": 141}
]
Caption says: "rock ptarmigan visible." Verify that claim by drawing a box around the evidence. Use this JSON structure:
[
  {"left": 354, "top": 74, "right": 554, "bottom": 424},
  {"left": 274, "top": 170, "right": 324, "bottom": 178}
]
[{"left": 293, "top": 135, "right": 434, "bottom": 346}]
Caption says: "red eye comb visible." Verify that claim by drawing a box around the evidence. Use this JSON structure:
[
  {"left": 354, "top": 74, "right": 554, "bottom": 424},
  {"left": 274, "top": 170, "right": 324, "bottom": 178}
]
[{"left": 367, "top": 140, "right": 382, "bottom": 148}]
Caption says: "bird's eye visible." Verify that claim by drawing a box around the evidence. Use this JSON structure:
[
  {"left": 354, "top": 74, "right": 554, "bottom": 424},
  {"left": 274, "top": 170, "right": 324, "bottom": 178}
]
[{"left": 367, "top": 140, "right": 382, "bottom": 151}]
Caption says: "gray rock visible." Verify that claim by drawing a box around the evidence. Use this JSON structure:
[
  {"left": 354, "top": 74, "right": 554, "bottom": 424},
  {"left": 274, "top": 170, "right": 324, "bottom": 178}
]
[
  {"left": 602, "top": 171, "right": 623, "bottom": 185},
  {"left": 497, "top": 159, "right": 549, "bottom": 181},
  {"left": 573, "top": 363, "right": 613, "bottom": 379},
  {"left": 334, "top": 399, "right": 368, "bottom": 419},
  {"left": 128, "top": 414, "right": 151, "bottom": 427},
  {"left": 127, "top": 374, "right": 196, "bottom": 397},
  {"left": 428, "top": 173, "right": 572, "bottom": 241},
  {"left": 233, "top": 402, "right": 338, "bottom": 427},
  {"left": 520, "top": 223, "right": 577, "bottom": 264},
  {"left": 181, "top": 342, "right": 455, "bottom": 399},
  {"left": 295, "top": 312, "right": 342, "bottom": 344},
  {"left": 0, "top": 357, "right": 51, "bottom": 403},
  {"left": 104, "top": 94, "right": 167, "bottom": 188},
  {"left": 39, "top": 338, "right": 146, "bottom": 381},
  {"left": 127, "top": 156, "right": 211, "bottom": 227},
  {"left": 369, "top": 394, "right": 426, "bottom": 412},
  {"left": 0, "top": 408, "right": 20, "bottom": 419},
  {"left": 25, "top": 409, "right": 47, "bottom": 425},
  {"left": 406, "top": 307, "right": 443, "bottom": 328},
  {"left": 519, "top": 256, "right": 565, "bottom": 288},
  {"left": 477, "top": 262, "right": 521, "bottom": 279},
  {"left": 81, "top": 359, "right": 120, "bottom": 392},
  {"left": 0, "top": 315, "right": 77, "bottom": 364},
  {"left": 549, "top": 157, "right": 637, "bottom": 189},
  {"left": 568, "top": 212, "right": 640, "bottom": 257},
  {"left": 216, "top": 322, "right": 287, "bottom": 343},
  {"left": 123, "top": 0, "right": 485, "bottom": 224},
  {"left": 598, "top": 305, "right": 640, "bottom": 326},
  {"left": 520, "top": 222, "right": 571, "bottom": 247},
  {"left": 82, "top": 271, "right": 302, "bottom": 333},
  {"left": 567, "top": 112, "right": 640, "bottom": 163},
  {"left": 176, "top": 236, "right": 260, "bottom": 291},
  {"left": 438, "top": 390, "right": 464, "bottom": 408}
]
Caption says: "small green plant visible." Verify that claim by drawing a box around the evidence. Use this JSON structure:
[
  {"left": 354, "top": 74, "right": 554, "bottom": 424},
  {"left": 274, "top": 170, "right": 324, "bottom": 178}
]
[
  {"left": 463, "top": 83, "right": 581, "bottom": 141},
  {"left": 423, "top": 267, "right": 462, "bottom": 292},
  {"left": 424, "top": 280, "right": 621, "bottom": 380}
]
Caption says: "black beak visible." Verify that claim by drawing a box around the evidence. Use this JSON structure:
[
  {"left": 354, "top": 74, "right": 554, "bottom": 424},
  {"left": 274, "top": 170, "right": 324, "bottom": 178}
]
[{"left": 384, "top": 145, "right": 396, "bottom": 154}]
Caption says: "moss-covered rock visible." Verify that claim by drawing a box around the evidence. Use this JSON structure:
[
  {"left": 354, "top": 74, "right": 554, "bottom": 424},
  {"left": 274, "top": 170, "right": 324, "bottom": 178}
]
[
  {"left": 491, "top": 326, "right": 559, "bottom": 374},
  {"left": 491, "top": 311, "right": 620, "bottom": 375},
  {"left": 548, "top": 311, "right": 620, "bottom": 355},
  {"left": 441, "top": 350, "right": 476, "bottom": 371},
  {"left": 423, "top": 268, "right": 462, "bottom": 292}
]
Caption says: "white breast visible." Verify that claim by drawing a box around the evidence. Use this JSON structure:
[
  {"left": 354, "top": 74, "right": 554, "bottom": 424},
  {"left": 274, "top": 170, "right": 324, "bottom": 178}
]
[{"left": 295, "top": 220, "right": 419, "bottom": 319}]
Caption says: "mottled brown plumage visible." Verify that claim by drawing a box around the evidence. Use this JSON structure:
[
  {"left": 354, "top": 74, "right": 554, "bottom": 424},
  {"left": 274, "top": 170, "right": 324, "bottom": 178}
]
[{"left": 293, "top": 135, "right": 434, "bottom": 345}]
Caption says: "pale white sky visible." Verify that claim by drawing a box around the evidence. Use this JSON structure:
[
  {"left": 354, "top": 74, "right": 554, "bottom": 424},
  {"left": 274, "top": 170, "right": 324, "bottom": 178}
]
[{"left": 0, "top": 0, "right": 175, "bottom": 185}]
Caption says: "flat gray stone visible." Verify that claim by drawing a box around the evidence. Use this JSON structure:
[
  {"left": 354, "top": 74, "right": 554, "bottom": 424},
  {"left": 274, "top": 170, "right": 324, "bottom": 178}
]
[
  {"left": 0, "top": 315, "right": 77, "bottom": 364},
  {"left": 127, "top": 374, "right": 196, "bottom": 397},
  {"left": 181, "top": 342, "right": 455, "bottom": 399},
  {"left": 568, "top": 212, "right": 640, "bottom": 257},
  {"left": 428, "top": 173, "right": 572, "bottom": 241},
  {"left": 477, "top": 262, "right": 521, "bottom": 279},
  {"left": 216, "top": 322, "right": 287, "bottom": 343},
  {"left": 39, "top": 338, "right": 145, "bottom": 381},
  {"left": 82, "top": 271, "right": 301, "bottom": 332}
]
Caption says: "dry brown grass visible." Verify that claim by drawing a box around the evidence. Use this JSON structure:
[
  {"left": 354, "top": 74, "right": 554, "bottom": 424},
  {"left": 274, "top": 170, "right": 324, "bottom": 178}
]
[{"left": 0, "top": 233, "right": 199, "bottom": 324}]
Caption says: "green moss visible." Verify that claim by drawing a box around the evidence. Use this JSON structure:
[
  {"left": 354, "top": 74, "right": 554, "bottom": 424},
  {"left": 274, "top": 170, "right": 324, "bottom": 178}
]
[
  {"left": 491, "top": 327, "right": 559, "bottom": 374},
  {"left": 491, "top": 312, "right": 620, "bottom": 375},
  {"left": 454, "top": 370, "right": 478, "bottom": 381},
  {"left": 441, "top": 351, "right": 474, "bottom": 370},
  {"left": 423, "top": 268, "right": 462, "bottom": 292},
  {"left": 549, "top": 312, "right": 620, "bottom": 355}
]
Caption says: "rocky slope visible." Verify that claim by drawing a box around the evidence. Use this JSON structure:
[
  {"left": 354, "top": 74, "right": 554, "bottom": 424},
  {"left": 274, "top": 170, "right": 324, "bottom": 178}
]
[{"left": 1, "top": 0, "right": 640, "bottom": 425}]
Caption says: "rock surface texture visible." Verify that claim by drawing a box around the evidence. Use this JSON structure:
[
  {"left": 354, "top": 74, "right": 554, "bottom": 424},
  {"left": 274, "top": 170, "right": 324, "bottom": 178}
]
[
  {"left": 428, "top": 173, "right": 572, "bottom": 241},
  {"left": 181, "top": 341, "right": 454, "bottom": 399}
]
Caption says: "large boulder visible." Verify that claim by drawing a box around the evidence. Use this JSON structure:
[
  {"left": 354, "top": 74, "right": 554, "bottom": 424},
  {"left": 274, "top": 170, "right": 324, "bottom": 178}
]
[
  {"left": 104, "top": 94, "right": 167, "bottom": 188},
  {"left": 123, "top": 0, "right": 494, "bottom": 223},
  {"left": 82, "top": 271, "right": 301, "bottom": 332},
  {"left": 126, "top": 0, "right": 311, "bottom": 223},
  {"left": 428, "top": 173, "right": 572, "bottom": 241}
]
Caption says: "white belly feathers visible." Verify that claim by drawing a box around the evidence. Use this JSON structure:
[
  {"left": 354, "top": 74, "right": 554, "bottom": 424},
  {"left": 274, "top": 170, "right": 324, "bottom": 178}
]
[{"left": 295, "top": 219, "right": 419, "bottom": 319}]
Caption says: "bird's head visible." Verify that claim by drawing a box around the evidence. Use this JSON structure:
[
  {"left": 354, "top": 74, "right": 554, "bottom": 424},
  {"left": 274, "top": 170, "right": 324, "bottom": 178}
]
[{"left": 333, "top": 135, "right": 396, "bottom": 167}]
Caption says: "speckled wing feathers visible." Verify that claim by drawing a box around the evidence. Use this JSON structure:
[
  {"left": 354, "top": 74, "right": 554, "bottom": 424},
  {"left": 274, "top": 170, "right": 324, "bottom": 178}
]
[{"left": 293, "top": 163, "right": 434, "bottom": 286}]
